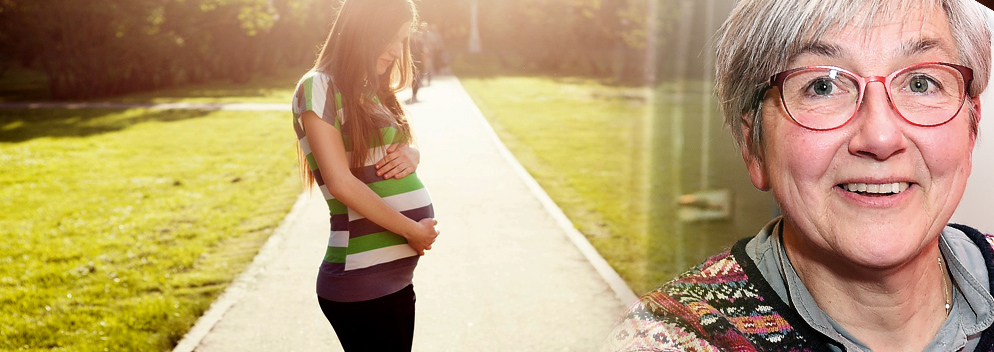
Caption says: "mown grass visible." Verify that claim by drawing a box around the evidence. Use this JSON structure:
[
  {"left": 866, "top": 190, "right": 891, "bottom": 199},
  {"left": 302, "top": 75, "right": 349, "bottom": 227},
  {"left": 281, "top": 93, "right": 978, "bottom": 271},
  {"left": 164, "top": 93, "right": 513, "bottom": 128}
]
[
  {"left": 0, "top": 103, "right": 300, "bottom": 349},
  {"left": 458, "top": 75, "right": 655, "bottom": 293}
]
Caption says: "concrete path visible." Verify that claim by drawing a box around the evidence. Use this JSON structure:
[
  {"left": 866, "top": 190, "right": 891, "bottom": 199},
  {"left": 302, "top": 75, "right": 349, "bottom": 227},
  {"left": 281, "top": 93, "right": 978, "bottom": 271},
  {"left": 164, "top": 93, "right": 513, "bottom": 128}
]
[{"left": 171, "top": 75, "right": 636, "bottom": 352}]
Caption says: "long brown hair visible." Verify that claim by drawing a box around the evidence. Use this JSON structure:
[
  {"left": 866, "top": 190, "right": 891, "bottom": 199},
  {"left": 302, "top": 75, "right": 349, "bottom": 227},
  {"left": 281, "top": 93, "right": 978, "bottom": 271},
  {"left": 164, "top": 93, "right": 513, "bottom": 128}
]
[{"left": 298, "top": 0, "right": 417, "bottom": 188}]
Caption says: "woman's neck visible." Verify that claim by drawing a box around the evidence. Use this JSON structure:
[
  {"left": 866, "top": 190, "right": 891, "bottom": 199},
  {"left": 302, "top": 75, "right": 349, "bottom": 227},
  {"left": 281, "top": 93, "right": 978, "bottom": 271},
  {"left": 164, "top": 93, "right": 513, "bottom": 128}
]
[{"left": 781, "top": 225, "right": 948, "bottom": 352}]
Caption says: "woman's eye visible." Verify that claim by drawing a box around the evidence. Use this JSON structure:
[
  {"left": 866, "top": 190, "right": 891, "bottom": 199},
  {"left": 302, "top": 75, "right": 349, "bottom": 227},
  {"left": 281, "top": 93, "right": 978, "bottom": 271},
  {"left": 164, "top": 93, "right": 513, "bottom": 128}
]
[
  {"left": 808, "top": 79, "right": 834, "bottom": 96},
  {"left": 908, "top": 76, "right": 933, "bottom": 93}
]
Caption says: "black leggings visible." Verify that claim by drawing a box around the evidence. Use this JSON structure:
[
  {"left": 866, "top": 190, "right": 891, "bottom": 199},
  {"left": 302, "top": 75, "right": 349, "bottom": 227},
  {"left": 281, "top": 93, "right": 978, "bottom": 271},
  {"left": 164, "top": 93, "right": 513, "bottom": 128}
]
[{"left": 318, "top": 284, "right": 416, "bottom": 351}]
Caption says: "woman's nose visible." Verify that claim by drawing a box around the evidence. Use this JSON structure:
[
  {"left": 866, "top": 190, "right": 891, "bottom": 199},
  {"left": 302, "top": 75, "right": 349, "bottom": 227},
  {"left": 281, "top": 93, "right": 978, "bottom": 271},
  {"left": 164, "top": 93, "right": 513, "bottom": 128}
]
[{"left": 847, "top": 83, "right": 908, "bottom": 161}]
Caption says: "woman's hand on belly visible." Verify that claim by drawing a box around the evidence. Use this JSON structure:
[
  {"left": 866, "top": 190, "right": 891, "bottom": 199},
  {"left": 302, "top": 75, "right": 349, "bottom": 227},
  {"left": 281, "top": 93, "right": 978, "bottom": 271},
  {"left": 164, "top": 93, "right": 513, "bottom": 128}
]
[
  {"left": 405, "top": 218, "right": 439, "bottom": 255},
  {"left": 375, "top": 143, "right": 419, "bottom": 179}
]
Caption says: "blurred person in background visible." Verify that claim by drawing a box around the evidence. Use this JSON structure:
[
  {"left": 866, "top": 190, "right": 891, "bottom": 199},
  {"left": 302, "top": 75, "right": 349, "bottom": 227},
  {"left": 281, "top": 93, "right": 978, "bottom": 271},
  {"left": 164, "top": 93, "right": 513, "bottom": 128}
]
[
  {"left": 419, "top": 22, "right": 435, "bottom": 87},
  {"left": 407, "top": 23, "right": 429, "bottom": 104},
  {"left": 428, "top": 23, "right": 449, "bottom": 75},
  {"left": 607, "top": 0, "right": 993, "bottom": 350}
]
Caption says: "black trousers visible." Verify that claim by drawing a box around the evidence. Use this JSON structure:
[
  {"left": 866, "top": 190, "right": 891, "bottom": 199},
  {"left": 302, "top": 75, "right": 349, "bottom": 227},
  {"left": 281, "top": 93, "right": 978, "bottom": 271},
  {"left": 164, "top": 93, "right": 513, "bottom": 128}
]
[{"left": 317, "top": 284, "right": 416, "bottom": 351}]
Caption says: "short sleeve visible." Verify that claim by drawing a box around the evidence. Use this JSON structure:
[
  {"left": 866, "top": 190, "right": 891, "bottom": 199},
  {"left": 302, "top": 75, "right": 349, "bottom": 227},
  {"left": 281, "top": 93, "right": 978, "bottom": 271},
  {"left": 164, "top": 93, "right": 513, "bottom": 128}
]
[{"left": 292, "top": 71, "right": 344, "bottom": 131}]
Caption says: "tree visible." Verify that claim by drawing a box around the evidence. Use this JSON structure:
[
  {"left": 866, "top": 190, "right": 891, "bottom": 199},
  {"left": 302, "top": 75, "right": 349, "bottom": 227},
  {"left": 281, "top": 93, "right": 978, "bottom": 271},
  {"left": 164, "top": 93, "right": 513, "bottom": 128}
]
[
  {"left": 416, "top": 0, "right": 651, "bottom": 81},
  {"left": 0, "top": 0, "right": 335, "bottom": 99}
]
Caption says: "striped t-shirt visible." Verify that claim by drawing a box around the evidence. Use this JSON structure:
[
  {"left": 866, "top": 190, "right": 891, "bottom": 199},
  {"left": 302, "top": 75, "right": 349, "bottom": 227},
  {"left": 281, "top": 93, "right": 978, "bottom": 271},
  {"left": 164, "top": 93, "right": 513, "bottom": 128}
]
[{"left": 291, "top": 70, "right": 434, "bottom": 302}]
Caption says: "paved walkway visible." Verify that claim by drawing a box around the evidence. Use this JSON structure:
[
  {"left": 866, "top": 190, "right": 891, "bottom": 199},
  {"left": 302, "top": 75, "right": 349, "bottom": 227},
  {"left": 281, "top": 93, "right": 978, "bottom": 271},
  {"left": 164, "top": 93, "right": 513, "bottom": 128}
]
[{"left": 157, "top": 75, "right": 636, "bottom": 351}]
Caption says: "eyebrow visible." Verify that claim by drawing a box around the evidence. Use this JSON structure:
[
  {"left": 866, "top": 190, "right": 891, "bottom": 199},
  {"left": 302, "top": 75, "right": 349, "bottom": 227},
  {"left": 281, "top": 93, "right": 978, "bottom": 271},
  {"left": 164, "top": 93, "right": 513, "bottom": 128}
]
[
  {"left": 795, "top": 42, "right": 844, "bottom": 59},
  {"left": 794, "top": 38, "right": 946, "bottom": 61},
  {"left": 896, "top": 38, "right": 943, "bottom": 57}
]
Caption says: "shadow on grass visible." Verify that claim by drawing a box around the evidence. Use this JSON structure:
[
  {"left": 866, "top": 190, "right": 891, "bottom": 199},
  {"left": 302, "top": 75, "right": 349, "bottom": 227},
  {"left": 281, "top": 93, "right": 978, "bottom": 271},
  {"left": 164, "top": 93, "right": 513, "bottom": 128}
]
[{"left": 0, "top": 108, "right": 211, "bottom": 143}]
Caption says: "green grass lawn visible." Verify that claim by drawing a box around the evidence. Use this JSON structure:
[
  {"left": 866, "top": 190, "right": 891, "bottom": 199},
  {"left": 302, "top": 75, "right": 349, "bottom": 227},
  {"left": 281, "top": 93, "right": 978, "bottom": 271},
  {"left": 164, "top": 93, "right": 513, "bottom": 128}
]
[
  {"left": 0, "top": 103, "right": 301, "bottom": 349},
  {"left": 458, "top": 75, "right": 655, "bottom": 293}
]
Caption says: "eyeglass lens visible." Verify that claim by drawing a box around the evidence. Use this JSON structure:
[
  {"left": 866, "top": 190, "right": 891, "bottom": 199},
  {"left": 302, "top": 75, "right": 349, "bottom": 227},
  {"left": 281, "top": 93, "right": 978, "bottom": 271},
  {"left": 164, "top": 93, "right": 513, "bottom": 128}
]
[{"left": 780, "top": 64, "right": 967, "bottom": 130}]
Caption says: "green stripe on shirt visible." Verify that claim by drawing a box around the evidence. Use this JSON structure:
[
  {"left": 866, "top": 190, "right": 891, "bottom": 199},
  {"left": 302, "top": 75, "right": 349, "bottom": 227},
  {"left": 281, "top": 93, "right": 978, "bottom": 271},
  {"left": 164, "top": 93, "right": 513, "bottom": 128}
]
[
  {"left": 327, "top": 199, "right": 347, "bottom": 215},
  {"left": 333, "top": 94, "right": 343, "bottom": 130},
  {"left": 303, "top": 76, "right": 314, "bottom": 112},
  {"left": 367, "top": 173, "right": 425, "bottom": 198},
  {"left": 346, "top": 232, "right": 409, "bottom": 254},
  {"left": 306, "top": 153, "right": 318, "bottom": 170},
  {"left": 378, "top": 127, "right": 399, "bottom": 146},
  {"left": 323, "top": 246, "right": 346, "bottom": 263}
]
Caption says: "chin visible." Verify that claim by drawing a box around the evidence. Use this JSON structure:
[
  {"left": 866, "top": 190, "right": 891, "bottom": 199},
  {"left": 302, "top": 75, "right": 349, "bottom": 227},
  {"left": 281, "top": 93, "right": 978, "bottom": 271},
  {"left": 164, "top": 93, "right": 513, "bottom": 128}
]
[
  {"left": 787, "top": 216, "right": 937, "bottom": 271},
  {"left": 841, "top": 225, "right": 938, "bottom": 270}
]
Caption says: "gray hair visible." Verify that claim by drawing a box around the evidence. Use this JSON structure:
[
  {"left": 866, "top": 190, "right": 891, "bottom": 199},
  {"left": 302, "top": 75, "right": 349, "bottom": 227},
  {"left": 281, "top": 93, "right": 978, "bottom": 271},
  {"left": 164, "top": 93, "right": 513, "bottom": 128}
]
[{"left": 715, "top": 0, "right": 991, "bottom": 158}]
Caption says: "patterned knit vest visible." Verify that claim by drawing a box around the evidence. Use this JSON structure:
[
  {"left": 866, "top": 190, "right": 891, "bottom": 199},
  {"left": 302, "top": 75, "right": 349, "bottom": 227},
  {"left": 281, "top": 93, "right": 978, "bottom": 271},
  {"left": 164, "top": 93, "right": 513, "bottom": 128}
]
[{"left": 615, "top": 224, "right": 994, "bottom": 351}]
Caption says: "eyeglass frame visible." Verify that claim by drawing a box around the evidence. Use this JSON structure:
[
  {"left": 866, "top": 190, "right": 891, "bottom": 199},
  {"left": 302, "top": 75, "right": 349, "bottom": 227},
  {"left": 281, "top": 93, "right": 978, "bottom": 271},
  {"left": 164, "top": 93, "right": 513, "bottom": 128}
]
[{"left": 765, "top": 62, "right": 975, "bottom": 131}]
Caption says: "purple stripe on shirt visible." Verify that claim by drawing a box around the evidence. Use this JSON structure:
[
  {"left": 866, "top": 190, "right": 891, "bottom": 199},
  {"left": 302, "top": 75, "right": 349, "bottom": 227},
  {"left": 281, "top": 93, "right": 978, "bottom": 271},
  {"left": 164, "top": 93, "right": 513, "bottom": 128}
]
[
  {"left": 319, "top": 255, "right": 418, "bottom": 276},
  {"left": 321, "top": 88, "right": 338, "bottom": 124},
  {"left": 293, "top": 118, "right": 304, "bottom": 139},
  {"left": 316, "top": 256, "right": 419, "bottom": 302},
  {"left": 294, "top": 85, "right": 306, "bottom": 114},
  {"left": 349, "top": 205, "right": 434, "bottom": 238},
  {"left": 331, "top": 214, "right": 349, "bottom": 231},
  {"left": 352, "top": 164, "right": 386, "bottom": 184},
  {"left": 312, "top": 167, "right": 326, "bottom": 187}
]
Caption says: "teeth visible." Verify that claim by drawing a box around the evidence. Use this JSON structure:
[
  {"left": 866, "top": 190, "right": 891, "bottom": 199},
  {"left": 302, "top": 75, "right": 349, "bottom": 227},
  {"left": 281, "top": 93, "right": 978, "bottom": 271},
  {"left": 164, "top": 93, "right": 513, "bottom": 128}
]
[{"left": 843, "top": 182, "right": 910, "bottom": 194}]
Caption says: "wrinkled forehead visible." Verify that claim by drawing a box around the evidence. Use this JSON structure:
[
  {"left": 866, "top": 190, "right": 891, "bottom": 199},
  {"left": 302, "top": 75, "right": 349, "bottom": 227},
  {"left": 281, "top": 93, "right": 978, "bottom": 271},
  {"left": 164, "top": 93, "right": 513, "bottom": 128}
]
[{"left": 792, "top": 0, "right": 945, "bottom": 50}]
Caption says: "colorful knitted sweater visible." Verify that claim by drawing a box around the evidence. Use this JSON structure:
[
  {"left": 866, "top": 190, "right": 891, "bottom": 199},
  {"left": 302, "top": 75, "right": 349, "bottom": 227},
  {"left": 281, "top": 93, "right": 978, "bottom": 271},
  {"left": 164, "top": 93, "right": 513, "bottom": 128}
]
[{"left": 607, "top": 224, "right": 994, "bottom": 351}]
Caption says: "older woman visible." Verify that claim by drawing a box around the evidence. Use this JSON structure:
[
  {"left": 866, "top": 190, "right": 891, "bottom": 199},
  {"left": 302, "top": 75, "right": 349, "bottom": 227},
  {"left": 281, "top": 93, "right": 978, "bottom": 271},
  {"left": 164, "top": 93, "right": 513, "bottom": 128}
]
[{"left": 608, "top": 0, "right": 992, "bottom": 351}]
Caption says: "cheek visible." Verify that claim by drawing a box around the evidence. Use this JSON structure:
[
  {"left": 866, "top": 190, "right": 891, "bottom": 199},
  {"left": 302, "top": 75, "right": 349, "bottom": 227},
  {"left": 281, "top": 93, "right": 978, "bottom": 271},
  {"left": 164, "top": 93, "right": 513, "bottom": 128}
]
[
  {"left": 914, "top": 113, "right": 976, "bottom": 176},
  {"left": 915, "top": 132, "right": 974, "bottom": 180},
  {"left": 763, "top": 116, "right": 841, "bottom": 189}
]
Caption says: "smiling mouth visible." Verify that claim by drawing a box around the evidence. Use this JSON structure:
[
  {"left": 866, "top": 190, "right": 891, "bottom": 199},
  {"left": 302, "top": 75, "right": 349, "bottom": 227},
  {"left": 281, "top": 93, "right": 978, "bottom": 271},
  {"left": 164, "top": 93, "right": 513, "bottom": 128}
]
[{"left": 839, "top": 182, "right": 911, "bottom": 196}]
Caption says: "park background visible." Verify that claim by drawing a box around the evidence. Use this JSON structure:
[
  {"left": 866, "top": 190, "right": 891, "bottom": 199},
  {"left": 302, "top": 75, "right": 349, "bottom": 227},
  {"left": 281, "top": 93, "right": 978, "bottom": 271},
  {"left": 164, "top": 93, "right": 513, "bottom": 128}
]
[{"left": 1, "top": 0, "right": 992, "bottom": 350}]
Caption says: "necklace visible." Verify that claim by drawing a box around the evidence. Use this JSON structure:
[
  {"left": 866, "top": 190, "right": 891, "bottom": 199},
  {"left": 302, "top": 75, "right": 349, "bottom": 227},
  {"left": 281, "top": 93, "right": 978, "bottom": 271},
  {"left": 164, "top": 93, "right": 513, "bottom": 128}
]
[{"left": 939, "top": 253, "right": 952, "bottom": 316}]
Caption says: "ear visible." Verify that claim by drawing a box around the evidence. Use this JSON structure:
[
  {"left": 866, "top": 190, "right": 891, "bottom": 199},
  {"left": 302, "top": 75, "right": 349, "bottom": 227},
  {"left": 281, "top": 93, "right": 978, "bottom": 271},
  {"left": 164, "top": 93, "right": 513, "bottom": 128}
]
[
  {"left": 970, "top": 95, "right": 982, "bottom": 143},
  {"left": 740, "top": 114, "right": 770, "bottom": 191},
  {"left": 973, "top": 95, "right": 982, "bottom": 124}
]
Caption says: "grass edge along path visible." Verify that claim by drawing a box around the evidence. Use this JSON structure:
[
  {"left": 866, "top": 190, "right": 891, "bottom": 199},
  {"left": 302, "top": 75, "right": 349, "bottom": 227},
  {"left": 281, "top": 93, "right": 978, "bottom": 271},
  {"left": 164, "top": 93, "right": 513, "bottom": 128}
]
[
  {"left": 458, "top": 75, "right": 655, "bottom": 294},
  {"left": 0, "top": 106, "right": 301, "bottom": 351}
]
